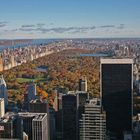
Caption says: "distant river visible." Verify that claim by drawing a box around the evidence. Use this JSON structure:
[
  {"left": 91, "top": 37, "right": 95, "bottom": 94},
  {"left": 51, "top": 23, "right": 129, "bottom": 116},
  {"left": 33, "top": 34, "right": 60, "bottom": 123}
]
[{"left": 0, "top": 39, "right": 63, "bottom": 51}]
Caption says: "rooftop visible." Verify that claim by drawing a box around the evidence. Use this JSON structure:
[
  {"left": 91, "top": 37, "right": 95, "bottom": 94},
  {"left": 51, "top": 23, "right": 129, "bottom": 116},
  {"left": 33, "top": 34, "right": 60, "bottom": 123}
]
[
  {"left": 86, "top": 98, "right": 101, "bottom": 107},
  {"left": 0, "top": 112, "right": 17, "bottom": 123},
  {"left": 30, "top": 99, "right": 47, "bottom": 104},
  {"left": 100, "top": 58, "right": 133, "bottom": 64},
  {"left": 18, "top": 112, "right": 47, "bottom": 121}
]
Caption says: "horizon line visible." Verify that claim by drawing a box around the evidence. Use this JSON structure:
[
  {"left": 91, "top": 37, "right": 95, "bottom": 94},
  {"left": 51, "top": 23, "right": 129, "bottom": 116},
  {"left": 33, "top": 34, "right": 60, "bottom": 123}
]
[{"left": 0, "top": 37, "right": 140, "bottom": 40}]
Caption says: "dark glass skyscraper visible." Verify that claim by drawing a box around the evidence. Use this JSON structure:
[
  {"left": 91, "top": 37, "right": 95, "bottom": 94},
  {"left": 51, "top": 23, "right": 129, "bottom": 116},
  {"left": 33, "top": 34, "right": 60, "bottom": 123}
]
[
  {"left": 29, "top": 99, "right": 49, "bottom": 113},
  {"left": 27, "top": 82, "right": 37, "bottom": 102},
  {"left": 100, "top": 59, "right": 133, "bottom": 139},
  {"left": 62, "top": 93, "right": 78, "bottom": 140}
]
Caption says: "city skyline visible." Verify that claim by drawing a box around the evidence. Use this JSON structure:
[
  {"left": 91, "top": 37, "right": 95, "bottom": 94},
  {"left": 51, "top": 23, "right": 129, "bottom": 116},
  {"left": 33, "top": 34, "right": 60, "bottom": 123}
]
[
  {"left": 0, "top": 0, "right": 140, "bottom": 39},
  {"left": 0, "top": 38, "right": 140, "bottom": 139}
]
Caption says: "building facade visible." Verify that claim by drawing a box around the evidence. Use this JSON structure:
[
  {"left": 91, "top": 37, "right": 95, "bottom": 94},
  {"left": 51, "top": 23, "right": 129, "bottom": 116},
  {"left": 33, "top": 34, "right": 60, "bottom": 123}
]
[
  {"left": 29, "top": 99, "right": 50, "bottom": 140},
  {"left": 27, "top": 82, "right": 37, "bottom": 102},
  {"left": 0, "top": 113, "right": 23, "bottom": 139},
  {"left": 0, "top": 75, "right": 8, "bottom": 106},
  {"left": 101, "top": 59, "right": 133, "bottom": 139},
  {"left": 0, "top": 98, "right": 5, "bottom": 118},
  {"left": 32, "top": 113, "right": 48, "bottom": 140},
  {"left": 19, "top": 112, "right": 48, "bottom": 140},
  {"left": 79, "top": 98, "right": 106, "bottom": 140},
  {"left": 62, "top": 94, "right": 78, "bottom": 140},
  {"left": 79, "top": 76, "right": 87, "bottom": 92}
]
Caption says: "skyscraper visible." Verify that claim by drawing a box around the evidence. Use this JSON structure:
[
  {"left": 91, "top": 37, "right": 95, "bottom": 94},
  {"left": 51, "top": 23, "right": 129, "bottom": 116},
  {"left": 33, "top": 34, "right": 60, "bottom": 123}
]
[
  {"left": 49, "top": 108, "right": 56, "bottom": 140},
  {"left": 0, "top": 112, "right": 23, "bottom": 139},
  {"left": 53, "top": 91, "right": 63, "bottom": 112},
  {"left": 79, "top": 76, "right": 87, "bottom": 92},
  {"left": 54, "top": 92, "right": 63, "bottom": 140},
  {"left": 32, "top": 113, "right": 48, "bottom": 140},
  {"left": 62, "top": 93, "right": 78, "bottom": 140},
  {"left": 19, "top": 112, "right": 48, "bottom": 140},
  {"left": 29, "top": 99, "right": 49, "bottom": 113},
  {"left": 76, "top": 91, "right": 88, "bottom": 119},
  {"left": 53, "top": 90, "right": 59, "bottom": 112},
  {"left": 0, "top": 55, "right": 3, "bottom": 72},
  {"left": 24, "top": 82, "right": 37, "bottom": 111},
  {"left": 76, "top": 91, "right": 88, "bottom": 140},
  {"left": 10, "top": 55, "right": 15, "bottom": 68},
  {"left": 29, "top": 99, "right": 50, "bottom": 140},
  {"left": 0, "top": 75, "right": 8, "bottom": 106},
  {"left": 79, "top": 98, "right": 106, "bottom": 140},
  {"left": 100, "top": 59, "right": 133, "bottom": 139},
  {"left": 0, "top": 98, "right": 5, "bottom": 118},
  {"left": 57, "top": 91, "right": 87, "bottom": 140},
  {"left": 19, "top": 113, "right": 34, "bottom": 140},
  {"left": 27, "top": 82, "right": 37, "bottom": 102}
]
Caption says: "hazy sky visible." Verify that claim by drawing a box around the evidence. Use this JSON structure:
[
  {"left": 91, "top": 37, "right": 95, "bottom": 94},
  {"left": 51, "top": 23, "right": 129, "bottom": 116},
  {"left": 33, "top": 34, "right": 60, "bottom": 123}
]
[{"left": 0, "top": 0, "right": 140, "bottom": 39}]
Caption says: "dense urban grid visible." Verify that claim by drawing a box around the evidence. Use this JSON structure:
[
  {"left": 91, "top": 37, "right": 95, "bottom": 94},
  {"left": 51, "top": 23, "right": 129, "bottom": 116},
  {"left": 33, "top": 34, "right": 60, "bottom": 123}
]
[{"left": 0, "top": 38, "right": 140, "bottom": 140}]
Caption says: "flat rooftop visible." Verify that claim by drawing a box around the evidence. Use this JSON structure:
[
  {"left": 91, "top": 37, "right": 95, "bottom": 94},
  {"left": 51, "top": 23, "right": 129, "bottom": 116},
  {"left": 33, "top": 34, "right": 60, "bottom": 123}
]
[
  {"left": 18, "top": 112, "right": 47, "bottom": 121},
  {"left": 0, "top": 112, "right": 16, "bottom": 123},
  {"left": 100, "top": 58, "right": 133, "bottom": 64},
  {"left": 30, "top": 99, "right": 47, "bottom": 104}
]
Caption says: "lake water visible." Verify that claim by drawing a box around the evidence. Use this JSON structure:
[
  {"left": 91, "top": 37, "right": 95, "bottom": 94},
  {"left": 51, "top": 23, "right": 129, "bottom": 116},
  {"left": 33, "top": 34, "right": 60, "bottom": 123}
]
[{"left": 35, "top": 66, "right": 49, "bottom": 72}]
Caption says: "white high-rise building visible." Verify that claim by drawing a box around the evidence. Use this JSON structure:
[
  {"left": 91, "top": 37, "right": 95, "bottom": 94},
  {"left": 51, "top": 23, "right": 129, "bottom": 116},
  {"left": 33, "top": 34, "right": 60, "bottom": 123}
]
[
  {"left": 0, "top": 75, "right": 8, "bottom": 106},
  {"left": 0, "top": 98, "right": 5, "bottom": 117},
  {"left": 79, "top": 98, "right": 106, "bottom": 140},
  {"left": 19, "top": 112, "right": 48, "bottom": 140},
  {"left": 79, "top": 76, "right": 87, "bottom": 92}
]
